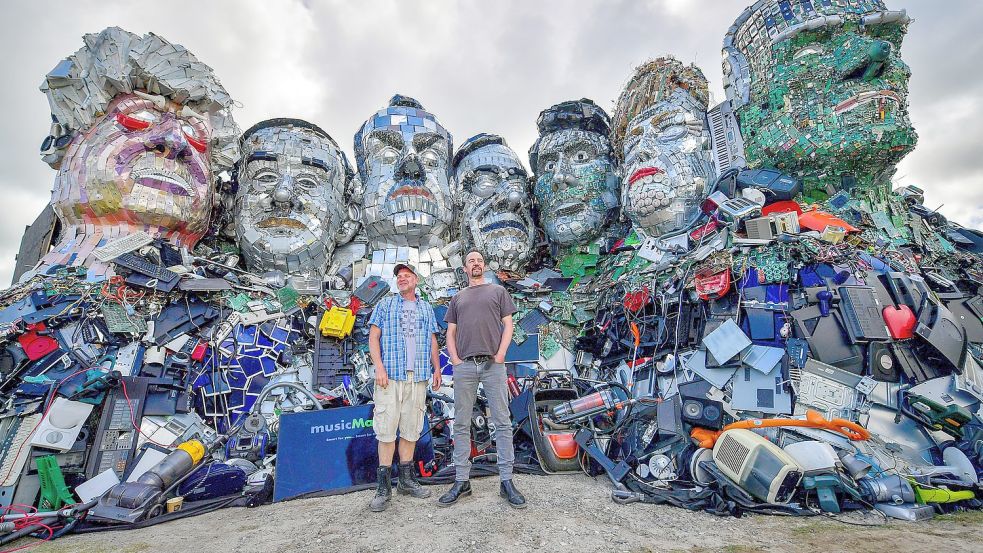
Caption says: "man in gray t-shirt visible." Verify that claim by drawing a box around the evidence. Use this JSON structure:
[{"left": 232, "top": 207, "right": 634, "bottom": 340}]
[{"left": 438, "top": 251, "right": 526, "bottom": 509}]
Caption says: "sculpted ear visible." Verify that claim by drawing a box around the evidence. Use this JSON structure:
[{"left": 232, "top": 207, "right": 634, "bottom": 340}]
[{"left": 335, "top": 172, "right": 364, "bottom": 245}]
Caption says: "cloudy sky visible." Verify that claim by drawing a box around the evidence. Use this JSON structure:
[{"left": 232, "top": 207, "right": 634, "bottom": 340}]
[{"left": 0, "top": 0, "right": 980, "bottom": 284}]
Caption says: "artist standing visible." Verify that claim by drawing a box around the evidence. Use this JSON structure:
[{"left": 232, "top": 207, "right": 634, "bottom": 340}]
[
  {"left": 367, "top": 263, "right": 442, "bottom": 512},
  {"left": 439, "top": 251, "right": 526, "bottom": 508}
]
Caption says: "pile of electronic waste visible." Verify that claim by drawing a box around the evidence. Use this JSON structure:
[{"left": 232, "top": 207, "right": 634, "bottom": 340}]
[
  {"left": 0, "top": 172, "right": 979, "bottom": 549},
  {"left": 512, "top": 172, "right": 983, "bottom": 521}
]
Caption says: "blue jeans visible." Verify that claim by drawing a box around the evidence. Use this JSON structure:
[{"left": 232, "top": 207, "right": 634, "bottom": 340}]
[{"left": 451, "top": 359, "right": 514, "bottom": 481}]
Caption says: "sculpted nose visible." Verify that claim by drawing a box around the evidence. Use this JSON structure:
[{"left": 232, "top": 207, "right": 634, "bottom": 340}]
[
  {"left": 396, "top": 155, "right": 424, "bottom": 180},
  {"left": 272, "top": 176, "right": 295, "bottom": 207},
  {"left": 146, "top": 115, "right": 190, "bottom": 159},
  {"left": 506, "top": 190, "right": 523, "bottom": 209},
  {"left": 863, "top": 40, "right": 891, "bottom": 81}
]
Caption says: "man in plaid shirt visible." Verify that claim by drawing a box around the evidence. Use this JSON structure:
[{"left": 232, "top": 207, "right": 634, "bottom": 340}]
[{"left": 367, "top": 263, "right": 442, "bottom": 512}]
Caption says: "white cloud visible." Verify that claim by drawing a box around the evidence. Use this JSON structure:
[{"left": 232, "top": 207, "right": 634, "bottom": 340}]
[{"left": 0, "top": 0, "right": 979, "bottom": 284}]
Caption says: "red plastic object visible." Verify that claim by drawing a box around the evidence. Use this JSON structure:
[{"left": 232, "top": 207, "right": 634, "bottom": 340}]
[
  {"left": 191, "top": 341, "right": 209, "bottom": 362},
  {"left": 695, "top": 268, "right": 731, "bottom": 301},
  {"left": 689, "top": 220, "right": 720, "bottom": 242},
  {"left": 761, "top": 200, "right": 803, "bottom": 216},
  {"left": 798, "top": 210, "right": 859, "bottom": 233},
  {"left": 507, "top": 374, "right": 521, "bottom": 398},
  {"left": 882, "top": 305, "right": 916, "bottom": 339},
  {"left": 17, "top": 323, "right": 59, "bottom": 361},
  {"left": 628, "top": 166, "right": 664, "bottom": 185},
  {"left": 623, "top": 286, "right": 650, "bottom": 312},
  {"left": 348, "top": 296, "right": 362, "bottom": 314},
  {"left": 546, "top": 433, "right": 579, "bottom": 459}
]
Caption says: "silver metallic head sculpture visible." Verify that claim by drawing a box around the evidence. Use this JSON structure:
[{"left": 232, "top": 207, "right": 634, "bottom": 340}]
[
  {"left": 529, "top": 99, "right": 618, "bottom": 247},
  {"left": 353, "top": 95, "right": 454, "bottom": 249},
  {"left": 612, "top": 57, "right": 715, "bottom": 236},
  {"left": 234, "top": 119, "right": 355, "bottom": 275},
  {"left": 452, "top": 134, "right": 534, "bottom": 272},
  {"left": 40, "top": 27, "right": 238, "bottom": 258}
]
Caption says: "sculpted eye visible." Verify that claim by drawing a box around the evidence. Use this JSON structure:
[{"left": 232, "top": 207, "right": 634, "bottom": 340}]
[
  {"left": 379, "top": 148, "right": 399, "bottom": 165},
  {"left": 543, "top": 161, "right": 556, "bottom": 172},
  {"left": 794, "top": 45, "right": 825, "bottom": 59},
  {"left": 254, "top": 170, "right": 279, "bottom": 184},
  {"left": 472, "top": 173, "right": 498, "bottom": 198},
  {"left": 296, "top": 176, "right": 319, "bottom": 190},
  {"left": 180, "top": 122, "right": 208, "bottom": 153},
  {"left": 658, "top": 125, "right": 687, "bottom": 141},
  {"left": 573, "top": 150, "right": 590, "bottom": 163},
  {"left": 420, "top": 150, "right": 440, "bottom": 167},
  {"left": 116, "top": 109, "right": 157, "bottom": 131}
]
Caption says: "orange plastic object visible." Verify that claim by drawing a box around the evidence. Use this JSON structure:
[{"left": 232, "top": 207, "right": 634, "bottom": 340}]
[
  {"left": 797, "top": 210, "right": 859, "bottom": 233},
  {"left": 689, "top": 409, "right": 871, "bottom": 449},
  {"left": 547, "top": 433, "right": 579, "bottom": 459}
]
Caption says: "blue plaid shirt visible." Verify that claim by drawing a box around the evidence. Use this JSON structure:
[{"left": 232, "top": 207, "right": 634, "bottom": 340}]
[{"left": 368, "top": 292, "right": 439, "bottom": 382}]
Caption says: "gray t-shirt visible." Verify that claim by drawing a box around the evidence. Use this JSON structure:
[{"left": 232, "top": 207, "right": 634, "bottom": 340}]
[
  {"left": 444, "top": 283, "right": 517, "bottom": 359},
  {"left": 401, "top": 299, "right": 417, "bottom": 373}
]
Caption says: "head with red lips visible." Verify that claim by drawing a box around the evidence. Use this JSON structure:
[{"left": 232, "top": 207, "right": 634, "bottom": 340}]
[
  {"left": 40, "top": 27, "right": 238, "bottom": 249},
  {"left": 353, "top": 95, "right": 453, "bottom": 249},
  {"left": 612, "top": 57, "right": 714, "bottom": 236}
]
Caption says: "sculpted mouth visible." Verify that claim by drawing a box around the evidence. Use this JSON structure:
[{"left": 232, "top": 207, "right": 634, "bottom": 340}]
[
  {"left": 388, "top": 185, "right": 434, "bottom": 201},
  {"left": 834, "top": 90, "right": 901, "bottom": 115},
  {"left": 628, "top": 166, "right": 665, "bottom": 186},
  {"left": 257, "top": 217, "right": 306, "bottom": 229},
  {"left": 131, "top": 169, "right": 193, "bottom": 197},
  {"left": 552, "top": 202, "right": 585, "bottom": 218},
  {"left": 479, "top": 212, "right": 527, "bottom": 234}
]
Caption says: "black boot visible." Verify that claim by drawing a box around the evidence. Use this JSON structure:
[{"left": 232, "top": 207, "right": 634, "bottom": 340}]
[
  {"left": 437, "top": 480, "right": 472, "bottom": 507},
  {"left": 369, "top": 466, "right": 392, "bottom": 512},
  {"left": 397, "top": 462, "right": 432, "bottom": 498},
  {"left": 500, "top": 479, "right": 526, "bottom": 509}
]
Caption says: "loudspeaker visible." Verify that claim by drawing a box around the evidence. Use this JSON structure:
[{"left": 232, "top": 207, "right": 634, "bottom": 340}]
[
  {"left": 680, "top": 397, "right": 724, "bottom": 430},
  {"left": 867, "top": 342, "right": 899, "bottom": 382}
]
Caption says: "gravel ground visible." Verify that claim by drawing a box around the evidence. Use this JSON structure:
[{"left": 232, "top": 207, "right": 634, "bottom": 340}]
[{"left": 11, "top": 474, "right": 983, "bottom": 553}]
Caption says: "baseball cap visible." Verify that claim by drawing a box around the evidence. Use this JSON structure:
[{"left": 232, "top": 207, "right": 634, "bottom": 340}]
[{"left": 393, "top": 263, "right": 417, "bottom": 276}]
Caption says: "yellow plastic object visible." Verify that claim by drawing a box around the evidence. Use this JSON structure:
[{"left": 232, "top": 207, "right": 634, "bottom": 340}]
[
  {"left": 911, "top": 481, "right": 975, "bottom": 504},
  {"left": 177, "top": 439, "right": 206, "bottom": 464},
  {"left": 319, "top": 306, "right": 355, "bottom": 338}
]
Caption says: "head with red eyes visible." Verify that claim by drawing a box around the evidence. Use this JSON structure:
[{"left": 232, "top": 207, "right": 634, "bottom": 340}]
[{"left": 40, "top": 28, "right": 238, "bottom": 249}]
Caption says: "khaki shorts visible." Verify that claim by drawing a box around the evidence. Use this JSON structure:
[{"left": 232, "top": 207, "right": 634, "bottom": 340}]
[{"left": 373, "top": 372, "right": 428, "bottom": 443}]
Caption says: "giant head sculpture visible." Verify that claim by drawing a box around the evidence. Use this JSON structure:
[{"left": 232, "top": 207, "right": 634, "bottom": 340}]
[
  {"left": 452, "top": 134, "right": 535, "bottom": 272},
  {"left": 234, "top": 119, "right": 355, "bottom": 275},
  {"left": 723, "top": 0, "right": 916, "bottom": 196},
  {"left": 529, "top": 99, "right": 618, "bottom": 247},
  {"left": 39, "top": 27, "right": 237, "bottom": 264},
  {"left": 612, "top": 57, "right": 715, "bottom": 236},
  {"left": 353, "top": 95, "right": 453, "bottom": 249}
]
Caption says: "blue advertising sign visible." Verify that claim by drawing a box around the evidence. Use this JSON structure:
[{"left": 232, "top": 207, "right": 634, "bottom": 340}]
[{"left": 273, "top": 404, "right": 433, "bottom": 501}]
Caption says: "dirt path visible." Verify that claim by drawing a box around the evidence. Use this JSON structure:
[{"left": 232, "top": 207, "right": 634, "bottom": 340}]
[{"left": 14, "top": 474, "right": 983, "bottom": 553}]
